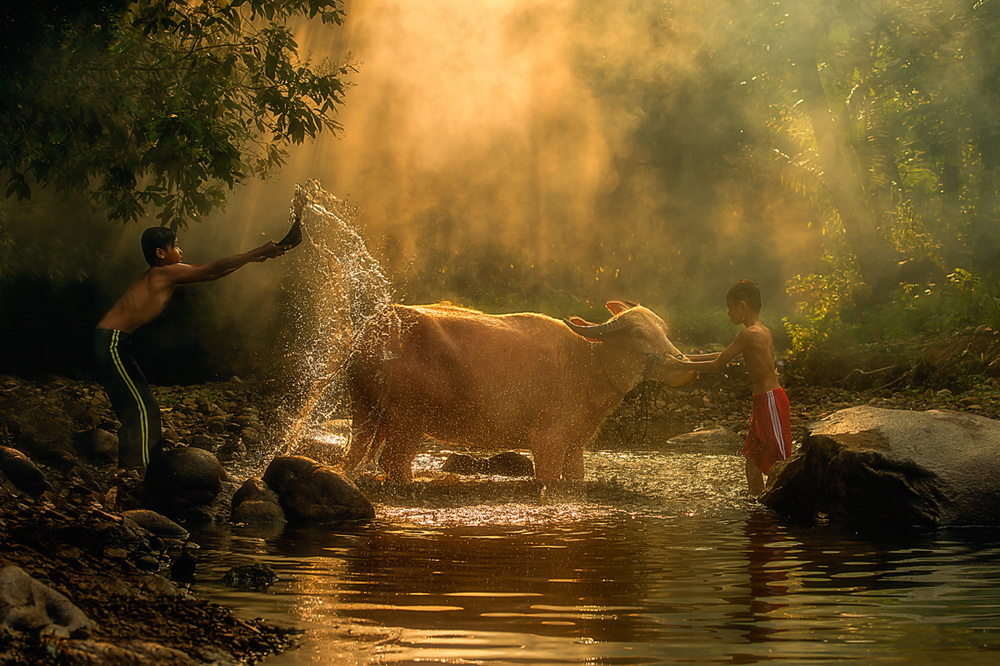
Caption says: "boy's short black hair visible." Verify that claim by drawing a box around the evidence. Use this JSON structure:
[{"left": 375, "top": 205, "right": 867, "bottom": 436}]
[
  {"left": 141, "top": 227, "right": 176, "bottom": 266},
  {"left": 726, "top": 279, "right": 761, "bottom": 312}
]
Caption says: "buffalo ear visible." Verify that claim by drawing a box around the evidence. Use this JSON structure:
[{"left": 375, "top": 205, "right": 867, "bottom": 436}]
[
  {"left": 605, "top": 301, "right": 631, "bottom": 315},
  {"left": 624, "top": 300, "right": 640, "bottom": 308},
  {"left": 568, "top": 316, "right": 594, "bottom": 326}
]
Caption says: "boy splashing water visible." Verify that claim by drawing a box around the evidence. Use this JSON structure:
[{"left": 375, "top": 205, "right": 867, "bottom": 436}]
[
  {"left": 95, "top": 226, "right": 291, "bottom": 469},
  {"left": 665, "top": 280, "right": 792, "bottom": 494}
]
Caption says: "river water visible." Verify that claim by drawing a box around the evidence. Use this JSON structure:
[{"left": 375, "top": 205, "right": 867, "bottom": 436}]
[{"left": 193, "top": 446, "right": 1000, "bottom": 664}]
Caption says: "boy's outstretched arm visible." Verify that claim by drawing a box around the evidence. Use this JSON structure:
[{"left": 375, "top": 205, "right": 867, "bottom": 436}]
[
  {"left": 684, "top": 352, "right": 722, "bottom": 361},
  {"left": 666, "top": 330, "right": 748, "bottom": 373},
  {"left": 162, "top": 242, "right": 289, "bottom": 285}
]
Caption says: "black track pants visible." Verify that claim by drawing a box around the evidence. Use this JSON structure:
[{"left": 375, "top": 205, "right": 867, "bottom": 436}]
[{"left": 93, "top": 328, "right": 162, "bottom": 467}]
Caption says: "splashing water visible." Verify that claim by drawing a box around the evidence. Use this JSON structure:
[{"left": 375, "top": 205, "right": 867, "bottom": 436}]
[{"left": 277, "top": 180, "right": 396, "bottom": 459}]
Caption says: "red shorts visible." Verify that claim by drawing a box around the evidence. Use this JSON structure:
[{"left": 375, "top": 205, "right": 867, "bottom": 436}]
[{"left": 742, "top": 388, "right": 792, "bottom": 473}]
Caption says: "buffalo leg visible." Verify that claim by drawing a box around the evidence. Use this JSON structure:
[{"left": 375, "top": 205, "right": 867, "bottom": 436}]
[
  {"left": 561, "top": 446, "right": 585, "bottom": 481},
  {"left": 533, "top": 445, "right": 566, "bottom": 483},
  {"left": 346, "top": 403, "right": 381, "bottom": 472},
  {"left": 379, "top": 428, "right": 421, "bottom": 482}
]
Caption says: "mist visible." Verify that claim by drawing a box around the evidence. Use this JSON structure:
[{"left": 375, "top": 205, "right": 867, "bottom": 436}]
[
  {"left": 7, "top": 0, "right": 991, "bottom": 379},
  {"left": 208, "top": 0, "right": 822, "bottom": 340}
]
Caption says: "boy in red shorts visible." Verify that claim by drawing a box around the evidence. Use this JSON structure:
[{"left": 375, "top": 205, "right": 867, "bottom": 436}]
[{"left": 665, "top": 279, "right": 792, "bottom": 494}]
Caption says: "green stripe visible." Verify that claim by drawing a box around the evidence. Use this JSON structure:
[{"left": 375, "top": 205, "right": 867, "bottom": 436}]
[{"left": 109, "top": 330, "right": 149, "bottom": 465}]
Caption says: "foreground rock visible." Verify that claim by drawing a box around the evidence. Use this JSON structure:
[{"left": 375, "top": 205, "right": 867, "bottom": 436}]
[
  {"left": 263, "top": 456, "right": 375, "bottom": 524},
  {"left": 122, "top": 509, "right": 190, "bottom": 540},
  {"left": 0, "top": 446, "right": 51, "bottom": 496},
  {"left": 0, "top": 565, "right": 93, "bottom": 637},
  {"left": 762, "top": 406, "right": 1000, "bottom": 526}
]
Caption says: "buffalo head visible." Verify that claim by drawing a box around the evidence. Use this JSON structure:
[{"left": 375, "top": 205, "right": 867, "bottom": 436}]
[{"left": 566, "top": 300, "right": 696, "bottom": 387}]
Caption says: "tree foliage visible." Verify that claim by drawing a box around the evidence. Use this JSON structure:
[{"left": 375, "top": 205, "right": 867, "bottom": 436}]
[
  {"left": 743, "top": 0, "right": 1000, "bottom": 295},
  {"left": 0, "top": 0, "right": 352, "bottom": 228}
]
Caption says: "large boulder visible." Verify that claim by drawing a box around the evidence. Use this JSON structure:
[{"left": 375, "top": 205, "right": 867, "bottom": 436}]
[
  {"left": 142, "top": 447, "right": 225, "bottom": 519},
  {"left": 762, "top": 406, "right": 1000, "bottom": 526},
  {"left": 0, "top": 565, "right": 93, "bottom": 637},
  {"left": 262, "top": 456, "right": 374, "bottom": 524}
]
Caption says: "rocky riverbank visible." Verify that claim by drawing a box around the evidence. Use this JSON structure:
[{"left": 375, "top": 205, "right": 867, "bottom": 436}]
[{"left": 0, "top": 374, "right": 296, "bottom": 665}]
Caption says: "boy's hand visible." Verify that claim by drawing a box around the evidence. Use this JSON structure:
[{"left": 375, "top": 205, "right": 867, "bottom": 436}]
[{"left": 256, "top": 241, "right": 291, "bottom": 261}]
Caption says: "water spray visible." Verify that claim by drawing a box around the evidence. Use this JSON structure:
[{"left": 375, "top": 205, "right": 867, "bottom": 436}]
[{"left": 278, "top": 180, "right": 398, "bottom": 463}]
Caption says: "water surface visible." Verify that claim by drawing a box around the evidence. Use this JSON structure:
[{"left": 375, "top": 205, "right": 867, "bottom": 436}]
[{"left": 194, "top": 449, "right": 1000, "bottom": 664}]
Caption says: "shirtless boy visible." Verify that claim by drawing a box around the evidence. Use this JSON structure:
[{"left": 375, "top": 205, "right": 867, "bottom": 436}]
[
  {"left": 95, "top": 226, "right": 290, "bottom": 469},
  {"left": 665, "top": 279, "right": 792, "bottom": 494}
]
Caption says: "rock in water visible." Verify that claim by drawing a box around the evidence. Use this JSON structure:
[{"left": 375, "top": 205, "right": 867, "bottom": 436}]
[
  {"left": 143, "top": 447, "right": 225, "bottom": 519},
  {"left": 441, "top": 453, "right": 489, "bottom": 475},
  {"left": 488, "top": 451, "right": 535, "bottom": 477},
  {"left": 263, "top": 456, "right": 374, "bottom": 524},
  {"left": 762, "top": 406, "right": 1000, "bottom": 526},
  {"left": 231, "top": 478, "right": 286, "bottom": 524},
  {"left": 0, "top": 446, "right": 50, "bottom": 497},
  {"left": 222, "top": 563, "right": 277, "bottom": 591},
  {"left": 0, "top": 565, "right": 93, "bottom": 637}
]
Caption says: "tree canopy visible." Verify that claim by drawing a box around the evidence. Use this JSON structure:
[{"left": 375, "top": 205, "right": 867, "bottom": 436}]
[{"left": 0, "top": 0, "right": 352, "bottom": 228}]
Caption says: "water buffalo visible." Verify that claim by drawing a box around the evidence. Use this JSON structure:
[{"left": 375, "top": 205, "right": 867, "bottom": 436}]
[{"left": 345, "top": 301, "right": 695, "bottom": 482}]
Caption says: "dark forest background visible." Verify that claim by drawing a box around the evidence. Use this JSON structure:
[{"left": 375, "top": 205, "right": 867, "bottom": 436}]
[{"left": 2, "top": 0, "right": 998, "bottom": 386}]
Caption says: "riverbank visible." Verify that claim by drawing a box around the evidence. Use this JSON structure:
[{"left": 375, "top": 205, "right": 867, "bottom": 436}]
[
  {"left": 1, "top": 369, "right": 997, "bottom": 663},
  {"left": 0, "top": 375, "right": 294, "bottom": 664}
]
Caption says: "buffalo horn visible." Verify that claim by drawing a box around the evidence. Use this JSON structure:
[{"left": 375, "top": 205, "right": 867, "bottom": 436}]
[{"left": 565, "top": 317, "right": 625, "bottom": 338}]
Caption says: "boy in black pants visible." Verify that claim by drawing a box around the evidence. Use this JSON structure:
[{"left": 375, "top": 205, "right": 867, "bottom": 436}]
[{"left": 95, "top": 226, "right": 290, "bottom": 469}]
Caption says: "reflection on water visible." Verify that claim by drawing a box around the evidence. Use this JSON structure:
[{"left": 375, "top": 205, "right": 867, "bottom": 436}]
[{"left": 194, "top": 450, "right": 1000, "bottom": 664}]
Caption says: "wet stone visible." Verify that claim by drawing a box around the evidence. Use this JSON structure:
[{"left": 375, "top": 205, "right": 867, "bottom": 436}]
[
  {"left": 232, "top": 500, "right": 287, "bottom": 524},
  {"left": 231, "top": 478, "right": 286, "bottom": 524},
  {"left": 441, "top": 453, "right": 489, "bottom": 475},
  {"left": 488, "top": 451, "right": 535, "bottom": 477},
  {"left": 263, "top": 456, "right": 375, "bottom": 525},
  {"left": 223, "top": 563, "right": 278, "bottom": 591}
]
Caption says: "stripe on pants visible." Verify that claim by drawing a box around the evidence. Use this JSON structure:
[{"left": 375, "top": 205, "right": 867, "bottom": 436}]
[
  {"left": 109, "top": 330, "right": 149, "bottom": 465},
  {"left": 766, "top": 391, "right": 787, "bottom": 460}
]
